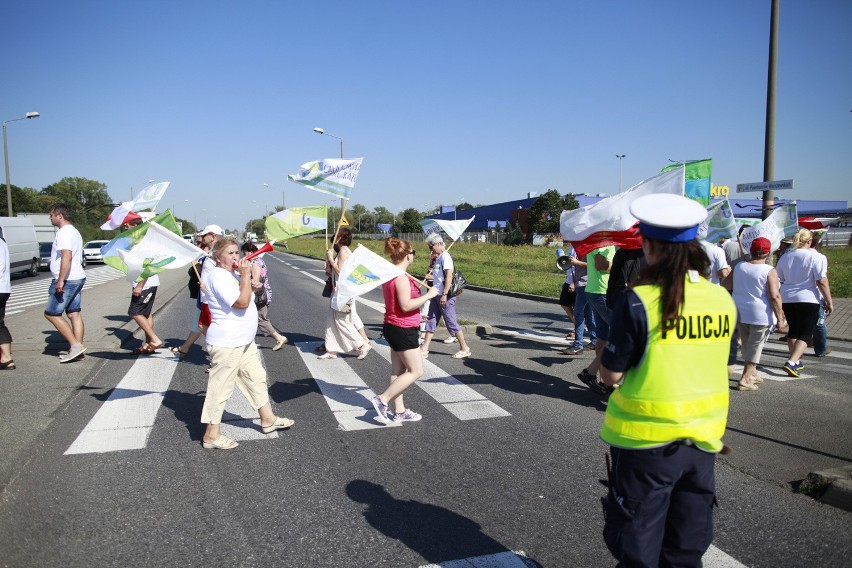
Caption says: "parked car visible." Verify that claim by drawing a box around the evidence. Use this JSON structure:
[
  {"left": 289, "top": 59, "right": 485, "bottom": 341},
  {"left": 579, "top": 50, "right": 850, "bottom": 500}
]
[
  {"left": 82, "top": 240, "right": 110, "bottom": 264},
  {"left": 39, "top": 241, "right": 87, "bottom": 271}
]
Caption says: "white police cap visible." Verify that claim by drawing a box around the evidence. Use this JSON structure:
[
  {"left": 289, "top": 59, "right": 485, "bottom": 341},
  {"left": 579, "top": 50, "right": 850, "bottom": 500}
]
[{"left": 630, "top": 194, "right": 708, "bottom": 243}]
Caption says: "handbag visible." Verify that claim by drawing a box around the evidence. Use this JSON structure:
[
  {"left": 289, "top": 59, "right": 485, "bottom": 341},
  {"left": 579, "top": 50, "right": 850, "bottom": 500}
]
[
  {"left": 254, "top": 274, "right": 269, "bottom": 307},
  {"left": 321, "top": 276, "right": 333, "bottom": 298},
  {"left": 447, "top": 270, "right": 468, "bottom": 298}
]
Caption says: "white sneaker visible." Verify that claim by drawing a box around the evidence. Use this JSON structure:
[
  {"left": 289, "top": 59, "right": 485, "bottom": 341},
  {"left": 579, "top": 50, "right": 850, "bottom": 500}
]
[
  {"left": 60, "top": 345, "right": 87, "bottom": 363},
  {"left": 442, "top": 336, "right": 458, "bottom": 344}
]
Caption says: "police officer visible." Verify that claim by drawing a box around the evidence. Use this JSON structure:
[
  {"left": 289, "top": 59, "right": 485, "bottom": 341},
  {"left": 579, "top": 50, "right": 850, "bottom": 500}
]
[{"left": 598, "top": 194, "right": 736, "bottom": 567}]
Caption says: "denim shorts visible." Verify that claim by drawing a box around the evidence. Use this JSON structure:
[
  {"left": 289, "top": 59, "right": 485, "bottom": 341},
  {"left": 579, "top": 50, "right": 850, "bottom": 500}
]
[{"left": 44, "top": 278, "right": 86, "bottom": 316}]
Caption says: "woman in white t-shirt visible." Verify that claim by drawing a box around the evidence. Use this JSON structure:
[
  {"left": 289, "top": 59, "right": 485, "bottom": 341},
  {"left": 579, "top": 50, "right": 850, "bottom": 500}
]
[
  {"left": 198, "top": 237, "right": 294, "bottom": 450},
  {"left": 775, "top": 229, "right": 834, "bottom": 378},
  {"left": 731, "top": 237, "right": 786, "bottom": 390}
]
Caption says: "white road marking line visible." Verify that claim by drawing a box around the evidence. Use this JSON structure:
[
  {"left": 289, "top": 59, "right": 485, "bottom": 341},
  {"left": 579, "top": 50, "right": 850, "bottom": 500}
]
[
  {"left": 418, "top": 544, "right": 744, "bottom": 567},
  {"left": 494, "top": 328, "right": 572, "bottom": 346},
  {"left": 419, "top": 550, "right": 531, "bottom": 568},
  {"left": 65, "top": 351, "right": 177, "bottom": 455},
  {"left": 296, "top": 341, "right": 400, "bottom": 431},
  {"left": 372, "top": 340, "right": 511, "bottom": 421},
  {"left": 761, "top": 344, "right": 852, "bottom": 360},
  {"left": 729, "top": 363, "right": 817, "bottom": 382},
  {"left": 703, "top": 544, "right": 748, "bottom": 567},
  {"left": 220, "top": 348, "right": 279, "bottom": 442}
]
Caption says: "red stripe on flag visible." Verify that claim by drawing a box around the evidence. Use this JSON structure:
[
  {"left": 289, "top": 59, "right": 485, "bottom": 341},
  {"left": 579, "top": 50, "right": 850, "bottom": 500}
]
[{"left": 571, "top": 225, "right": 643, "bottom": 257}]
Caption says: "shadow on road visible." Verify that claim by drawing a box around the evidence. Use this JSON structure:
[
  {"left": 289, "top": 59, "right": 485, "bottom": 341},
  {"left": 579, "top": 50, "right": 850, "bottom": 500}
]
[{"left": 346, "top": 479, "right": 542, "bottom": 567}]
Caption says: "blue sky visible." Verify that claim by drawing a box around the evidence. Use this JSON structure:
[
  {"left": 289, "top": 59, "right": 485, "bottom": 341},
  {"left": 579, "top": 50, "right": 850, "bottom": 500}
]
[{"left": 3, "top": 1, "right": 850, "bottom": 231}]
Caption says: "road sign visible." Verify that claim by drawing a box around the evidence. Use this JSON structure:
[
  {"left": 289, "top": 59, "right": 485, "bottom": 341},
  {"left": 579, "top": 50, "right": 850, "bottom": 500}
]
[{"left": 736, "top": 179, "right": 794, "bottom": 193}]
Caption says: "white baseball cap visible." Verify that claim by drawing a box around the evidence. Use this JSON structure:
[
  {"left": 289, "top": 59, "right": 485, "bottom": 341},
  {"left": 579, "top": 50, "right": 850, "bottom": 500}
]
[{"left": 197, "top": 224, "right": 224, "bottom": 236}]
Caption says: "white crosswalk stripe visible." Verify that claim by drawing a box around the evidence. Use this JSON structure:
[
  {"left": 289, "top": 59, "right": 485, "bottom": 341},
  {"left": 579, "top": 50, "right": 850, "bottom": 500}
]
[
  {"left": 8, "top": 266, "right": 126, "bottom": 316},
  {"left": 295, "top": 339, "right": 510, "bottom": 431}
]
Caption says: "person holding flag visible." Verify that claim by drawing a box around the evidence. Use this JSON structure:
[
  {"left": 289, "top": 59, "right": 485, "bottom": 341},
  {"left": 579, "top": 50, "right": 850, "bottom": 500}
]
[
  {"left": 370, "top": 238, "right": 439, "bottom": 424},
  {"left": 421, "top": 233, "right": 471, "bottom": 359},
  {"left": 121, "top": 217, "right": 165, "bottom": 355}
]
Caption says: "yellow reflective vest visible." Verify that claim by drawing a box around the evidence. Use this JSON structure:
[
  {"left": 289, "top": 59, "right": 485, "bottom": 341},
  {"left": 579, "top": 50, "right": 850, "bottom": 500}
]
[{"left": 601, "top": 277, "right": 736, "bottom": 452}]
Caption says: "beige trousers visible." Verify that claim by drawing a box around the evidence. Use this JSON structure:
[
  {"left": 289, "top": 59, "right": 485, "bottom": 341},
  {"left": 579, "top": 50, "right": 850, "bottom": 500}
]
[{"left": 201, "top": 341, "right": 270, "bottom": 424}]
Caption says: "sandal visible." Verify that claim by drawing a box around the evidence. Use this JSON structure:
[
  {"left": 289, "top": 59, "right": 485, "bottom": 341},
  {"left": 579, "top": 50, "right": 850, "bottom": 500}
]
[
  {"left": 565, "top": 333, "right": 576, "bottom": 341},
  {"left": 201, "top": 435, "right": 239, "bottom": 450},
  {"left": 169, "top": 346, "right": 188, "bottom": 360},
  {"left": 272, "top": 337, "right": 288, "bottom": 351},
  {"left": 261, "top": 416, "right": 295, "bottom": 434},
  {"left": 357, "top": 343, "right": 372, "bottom": 360},
  {"left": 451, "top": 349, "right": 471, "bottom": 359},
  {"left": 317, "top": 352, "right": 338, "bottom": 360},
  {"left": 0, "top": 360, "right": 16, "bottom": 370},
  {"left": 132, "top": 344, "right": 151, "bottom": 355},
  {"left": 736, "top": 383, "right": 759, "bottom": 391}
]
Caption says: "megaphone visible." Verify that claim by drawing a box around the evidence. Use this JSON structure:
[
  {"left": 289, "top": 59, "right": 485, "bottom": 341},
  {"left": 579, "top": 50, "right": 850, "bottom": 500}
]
[
  {"left": 556, "top": 247, "right": 572, "bottom": 271},
  {"left": 233, "top": 241, "right": 276, "bottom": 270}
]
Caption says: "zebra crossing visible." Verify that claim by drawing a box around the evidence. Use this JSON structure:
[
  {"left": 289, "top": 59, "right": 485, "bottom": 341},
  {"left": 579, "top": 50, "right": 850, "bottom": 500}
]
[
  {"left": 64, "top": 338, "right": 509, "bottom": 454},
  {"left": 7, "top": 266, "right": 127, "bottom": 316}
]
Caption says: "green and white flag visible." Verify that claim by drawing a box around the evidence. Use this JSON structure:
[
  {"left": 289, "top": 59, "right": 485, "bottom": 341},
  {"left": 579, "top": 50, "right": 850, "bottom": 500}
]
[
  {"left": 698, "top": 200, "right": 737, "bottom": 243},
  {"left": 265, "top": 205, "right": 328, "bottom": 241},
  {"left": 120, "top": 221, "right": 205, "bottom": 282},
  {"left": 740, "top": 203, "right": 799, "bottom": 253},
  {"left": 102, "top": 210, "right": 183, "bottom": 279},
  {"left": 288, "top": 158, "right": 364, "bottom": 200},
  {"left": 330, "top": 244, "right": 403, "bottom": 311},
  {"left": 132, "top": 181, "right": 170, "bottom": 212},
  {"left": 419, "top": 216, "right": 475, "bottom": 242}
]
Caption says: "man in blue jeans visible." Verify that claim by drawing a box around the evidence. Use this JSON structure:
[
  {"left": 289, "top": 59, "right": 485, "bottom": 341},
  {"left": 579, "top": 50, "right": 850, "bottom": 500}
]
[
  {"left": 43, "top": 204, "right": 87, "bottom": 363},
  {"left": 561, "top": 252, "right": 596, "bottom": 355},
  {"left": 578, "top": 245, "right": 615, "bottom": 394}
]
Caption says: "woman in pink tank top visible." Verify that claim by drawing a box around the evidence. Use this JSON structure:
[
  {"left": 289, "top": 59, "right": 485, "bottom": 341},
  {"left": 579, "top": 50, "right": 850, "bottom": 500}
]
[{"left": 370, "top": 238, "right": 439, "bottom": 425}]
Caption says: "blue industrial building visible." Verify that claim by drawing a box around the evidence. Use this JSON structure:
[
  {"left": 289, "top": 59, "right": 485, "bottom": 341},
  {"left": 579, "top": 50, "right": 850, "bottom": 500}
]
[{"left": 426, "top": 196, "right": 849, "bottom": 232}]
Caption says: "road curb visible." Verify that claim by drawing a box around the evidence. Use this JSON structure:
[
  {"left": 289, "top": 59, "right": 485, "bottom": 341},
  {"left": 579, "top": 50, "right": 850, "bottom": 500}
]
[{"left": 798, "top": 465, "right": 852, "bottom": 513}]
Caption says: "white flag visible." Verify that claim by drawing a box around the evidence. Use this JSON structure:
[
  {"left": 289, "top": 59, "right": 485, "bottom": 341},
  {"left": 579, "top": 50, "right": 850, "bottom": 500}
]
[
  {"left": 118, "top": 221, "right": 205, "bottom": 282},
  {"left": 740, "top": 204, "right": 799, "bottom": 254},
  {"left": 561, "top": 167, "right": 684, "bottom": 241},
  {"left": 330, "top": 244, "right": 403, "bottom": 311},
  {"left": 419, "top": 216, "right": 475, "bottom": 242},
  {"left": 288, "top": 158, "right": 363, "bottom": 200},
  {"left": 697, "top": 200, "right": 738, "bottom": 243},
  {"left": 132, "top": 181, "right": 170, "bottom": 212},
  {"left": 101, "top": 201, "right": 136, "bottom": 230}
]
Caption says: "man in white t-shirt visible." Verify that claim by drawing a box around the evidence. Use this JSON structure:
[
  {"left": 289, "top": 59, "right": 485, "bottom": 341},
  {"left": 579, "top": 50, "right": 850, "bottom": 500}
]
[
  {"left": 701, "top": 240, "right": 731, "bottom": 286},
  {"left": 43, "top": 203, "right": 87, "bottom": 363}
]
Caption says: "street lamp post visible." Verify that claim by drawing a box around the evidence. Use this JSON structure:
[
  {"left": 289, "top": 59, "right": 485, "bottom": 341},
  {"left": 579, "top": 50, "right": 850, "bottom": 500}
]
[
  {"left": 616, "top": 154, "right": 626, "bottom": 192},
  {"left": 313, "top": 127, "right": 346, "bottom": 217},
  {"left": 3, "top": 111, "right": 40, "bottom": 216}
]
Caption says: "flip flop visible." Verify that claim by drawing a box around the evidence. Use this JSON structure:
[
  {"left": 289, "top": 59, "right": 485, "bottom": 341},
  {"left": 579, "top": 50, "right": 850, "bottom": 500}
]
[
  {"left": 202, "top": 435, "right": 239, "bottom": 450},
  {"left": 357, "top": 344, "right": 372, "bottom": 360},
  {"left": 317, "top": 352, "right": 338, "bottom": 360},
  {"left": 272, "top": 337, "right": 288, "bottom": 351},
  {"left": 736, "top": 383, "right": 759, "bottom": 391}
]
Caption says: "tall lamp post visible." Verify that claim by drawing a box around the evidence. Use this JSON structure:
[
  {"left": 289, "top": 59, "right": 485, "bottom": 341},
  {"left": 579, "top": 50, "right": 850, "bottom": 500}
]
[
  {"left": 313, "top": 127, "right": 346, "bottom": 218},
  {"left": 616, "top": 154, "right": 626, "bottom": 192},
  {"left": 3, "top": 111, "right": 40, "bottom": 216}
]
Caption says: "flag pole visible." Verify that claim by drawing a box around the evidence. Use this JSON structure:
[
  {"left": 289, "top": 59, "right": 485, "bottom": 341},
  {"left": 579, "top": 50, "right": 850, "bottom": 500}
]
[{"left": 404, "top": 272, "right": 429, "bottom": 288}]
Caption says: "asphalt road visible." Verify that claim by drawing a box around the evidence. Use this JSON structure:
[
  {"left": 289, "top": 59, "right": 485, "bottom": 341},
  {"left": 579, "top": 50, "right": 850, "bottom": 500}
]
[{"left": 0, "top": 252, "right": 849, "bottom": 567}]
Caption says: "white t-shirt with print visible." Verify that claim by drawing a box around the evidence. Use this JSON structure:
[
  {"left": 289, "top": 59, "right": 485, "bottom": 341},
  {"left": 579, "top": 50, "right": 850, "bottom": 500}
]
[
  {"left": 201, "top": 265, "right": 258, "bottom": 347},
  {"left": 50, "top": 224, "right": 86, "bottom": 280}
]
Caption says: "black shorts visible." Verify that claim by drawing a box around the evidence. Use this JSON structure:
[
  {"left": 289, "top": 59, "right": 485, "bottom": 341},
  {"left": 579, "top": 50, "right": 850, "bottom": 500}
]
[
  {"left": 559, "top": 283, "right": 576, "bottom": 308},
  {"left": 383, "top": 323, "right": 420, "bottom": 352},
  {"left": 128, "top": 287, "right": 158, "bottom": 317},
  {"left": 782, "top": 302, "right": 820, "bottom": 341}
]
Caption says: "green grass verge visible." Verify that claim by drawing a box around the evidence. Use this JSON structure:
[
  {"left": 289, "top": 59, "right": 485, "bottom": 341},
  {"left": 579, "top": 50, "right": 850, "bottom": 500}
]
[{"left": 280, "top": 238, "right": 851, "bottom": 298}]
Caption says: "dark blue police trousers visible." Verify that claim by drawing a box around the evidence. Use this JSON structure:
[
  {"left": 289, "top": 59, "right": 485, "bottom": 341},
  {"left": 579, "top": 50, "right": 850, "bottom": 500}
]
[{"left": 604, "top": 442, "right": 716, "bottom": 568}]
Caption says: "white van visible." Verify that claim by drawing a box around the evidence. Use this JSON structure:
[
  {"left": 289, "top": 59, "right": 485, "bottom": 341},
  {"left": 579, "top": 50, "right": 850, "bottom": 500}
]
[{"left": 0, "top": 217, "right": 40, "bottom": 277}]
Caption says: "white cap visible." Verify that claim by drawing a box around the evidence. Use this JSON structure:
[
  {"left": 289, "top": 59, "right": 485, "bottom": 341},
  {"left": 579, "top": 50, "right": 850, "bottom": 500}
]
[
  {"left": 630, "top": 194, "right": 707, "bottom": 243},
  {"left": 197, "top": 224, "right": 224, "bottom": 236}
]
